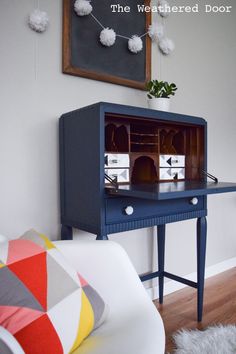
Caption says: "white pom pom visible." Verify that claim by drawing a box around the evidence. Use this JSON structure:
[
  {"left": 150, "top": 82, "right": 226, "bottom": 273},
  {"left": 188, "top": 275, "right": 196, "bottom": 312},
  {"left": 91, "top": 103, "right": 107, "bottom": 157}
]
[
  {"left": 100, "top": 28, "right": 116, "bottom": 47},
  {"left": 28, "top": 9, "right": 49, "bottom": 33},
  {"left": 128, "top": 36, "right": 143, "bottom": 54},
  {"left": 74, "top": 0, "right": 92, "bottom": 16},
  {"left": 159, "top": 37, "right": 175, "bottom": 55},
  {"left": 148, "top": 23, "right": 164, "bottom": 42},
  {"left": 157, "top": 0, "right": 170, "bottom": 18}
]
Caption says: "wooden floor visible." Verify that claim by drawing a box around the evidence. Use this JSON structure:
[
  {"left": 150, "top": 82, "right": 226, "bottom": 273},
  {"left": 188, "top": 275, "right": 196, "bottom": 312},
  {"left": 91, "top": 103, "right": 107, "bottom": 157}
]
[{"left": 153, "top": 268, "right": 236, "bottom": 353}]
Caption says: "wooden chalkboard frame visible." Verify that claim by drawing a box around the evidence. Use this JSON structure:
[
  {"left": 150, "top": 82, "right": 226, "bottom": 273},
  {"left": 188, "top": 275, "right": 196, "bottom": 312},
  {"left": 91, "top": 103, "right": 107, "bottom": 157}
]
[{"left": 63, "top": 0, "right": 151, "bottom": 90}]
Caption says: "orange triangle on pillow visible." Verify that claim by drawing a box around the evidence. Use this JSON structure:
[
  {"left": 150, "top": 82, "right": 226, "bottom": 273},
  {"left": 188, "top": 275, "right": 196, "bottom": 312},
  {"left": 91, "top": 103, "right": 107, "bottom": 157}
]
[
  {"left": 8, "top": 252, "right": 47, "bottom": 310},
  {"left": 15, "top": 314, "right": 63, "bottom": 354}
]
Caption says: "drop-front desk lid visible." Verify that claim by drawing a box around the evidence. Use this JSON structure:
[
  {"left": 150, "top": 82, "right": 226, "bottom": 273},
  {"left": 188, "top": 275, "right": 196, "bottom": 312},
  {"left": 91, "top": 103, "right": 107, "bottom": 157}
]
[{"left": 106, "top": 181, "right": 236, "bottom": 200}]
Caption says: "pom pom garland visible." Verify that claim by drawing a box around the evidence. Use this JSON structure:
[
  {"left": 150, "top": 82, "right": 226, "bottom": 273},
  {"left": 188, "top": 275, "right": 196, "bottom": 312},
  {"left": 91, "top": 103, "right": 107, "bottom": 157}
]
[
  {"left": 158, "top": 37, "right": 175, "bottom": 55},
  {"left": 157, "top": 0, "right": 170, "bottom": 18},
  {"left": 128, "top": 35, "right": 143, "bottom": 54},
  {"left": 74, "top": 0, "right": 93, "bottom": 16},
  {"left": 100, "top": 28, "right": 116, "bottom": 47},
  {"left": 72, "top": 0, "right": 175, "bottom": 55},
  {"left": 148, "top": 23, "right": 164, "bottom": 42},
  {"left": 28, "top": 9, "right": 49, "bottom": 33}
]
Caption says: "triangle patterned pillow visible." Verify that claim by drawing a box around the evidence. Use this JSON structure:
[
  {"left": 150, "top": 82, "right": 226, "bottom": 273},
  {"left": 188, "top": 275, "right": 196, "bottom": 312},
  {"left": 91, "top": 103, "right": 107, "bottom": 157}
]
[{"left": 0, "top": 230, "right": 108, "bottom": 354}]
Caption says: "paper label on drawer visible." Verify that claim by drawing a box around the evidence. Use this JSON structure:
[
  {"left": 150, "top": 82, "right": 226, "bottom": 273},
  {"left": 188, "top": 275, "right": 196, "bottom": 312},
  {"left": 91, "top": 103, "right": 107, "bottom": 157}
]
[
  {"left": 159, "top": 168, "right": 185, "bottom": 180},
  {"left": 104, "top": 154, "right": 130, "bottom": 168},
  {"left": 105, "top": 169, "right": 130, "bottom": 184},
  {"left": 159, "top": 155, "right": 185, "bottom": 168}
]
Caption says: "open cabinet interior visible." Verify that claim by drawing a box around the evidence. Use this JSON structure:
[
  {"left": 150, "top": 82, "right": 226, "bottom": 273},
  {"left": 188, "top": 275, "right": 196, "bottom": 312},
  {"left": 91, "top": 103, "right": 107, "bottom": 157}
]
[{"left": 104, "top": 113, "right": 205, "bottom": 185}]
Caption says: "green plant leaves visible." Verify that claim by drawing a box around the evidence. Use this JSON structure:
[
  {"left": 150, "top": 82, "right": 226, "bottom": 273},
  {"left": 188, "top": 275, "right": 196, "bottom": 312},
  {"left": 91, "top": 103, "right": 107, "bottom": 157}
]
[{"left": 146, "top": 80, "right": 178, "bottom": 99}]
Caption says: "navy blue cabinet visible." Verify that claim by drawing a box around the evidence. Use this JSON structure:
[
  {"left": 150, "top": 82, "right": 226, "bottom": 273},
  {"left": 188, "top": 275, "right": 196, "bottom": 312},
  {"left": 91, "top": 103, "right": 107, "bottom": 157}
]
[{"left": 59, "top": 102, "right": 236, "bottom": 321}]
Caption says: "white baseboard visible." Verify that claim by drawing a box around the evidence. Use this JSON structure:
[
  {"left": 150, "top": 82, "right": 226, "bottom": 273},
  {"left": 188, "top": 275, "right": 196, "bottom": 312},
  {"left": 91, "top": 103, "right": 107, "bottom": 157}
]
[{"left": 146, "top": 257, "right": 236, "bottom": 300}]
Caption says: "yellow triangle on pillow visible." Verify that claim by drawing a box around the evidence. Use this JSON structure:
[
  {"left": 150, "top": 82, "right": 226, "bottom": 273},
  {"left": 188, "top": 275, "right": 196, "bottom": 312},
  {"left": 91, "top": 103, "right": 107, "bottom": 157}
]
[
  {"left": 69, "top": 289, "right": 95, "bottom": 353},
  {"left": 38, "top": 233, "right": 56, "bottom": 250}
]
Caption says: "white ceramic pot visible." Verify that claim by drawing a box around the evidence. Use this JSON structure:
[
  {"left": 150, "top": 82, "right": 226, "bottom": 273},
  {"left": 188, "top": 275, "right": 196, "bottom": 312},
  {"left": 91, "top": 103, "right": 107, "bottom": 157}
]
[{"left": 148, "top": 97, "right": 170, "bottom": 111}]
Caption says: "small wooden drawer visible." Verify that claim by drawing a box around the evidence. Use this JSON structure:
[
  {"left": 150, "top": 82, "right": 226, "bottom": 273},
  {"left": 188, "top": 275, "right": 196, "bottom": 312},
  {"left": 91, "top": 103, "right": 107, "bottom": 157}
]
[
  {"left": 159, "top": 168, "right": 185, "bottom": 180},
  {"left": 105, "top": 153, "right": 130, "bottom": 168},
  {"left": 105, "top": 169, "right": 130, "bottom": 184},
  {"left": 160, "top": 155, "right": 185, "bottom": 167},
  {"left": 105, "top": 196, "right": 204, "bottom": 223}
]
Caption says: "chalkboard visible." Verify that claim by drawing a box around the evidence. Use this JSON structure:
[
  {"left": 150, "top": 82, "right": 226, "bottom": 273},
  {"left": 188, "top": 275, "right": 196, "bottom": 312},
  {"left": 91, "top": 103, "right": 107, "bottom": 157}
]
[{"left": 63, "top": 0, "right": 151, "bottom": 90}]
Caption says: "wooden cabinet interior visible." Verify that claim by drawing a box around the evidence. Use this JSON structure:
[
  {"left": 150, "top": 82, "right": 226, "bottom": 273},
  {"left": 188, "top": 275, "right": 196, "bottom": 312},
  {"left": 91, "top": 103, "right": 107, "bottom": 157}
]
[{"left": 105, "top": 114, "right": 204, "bottom": 184}]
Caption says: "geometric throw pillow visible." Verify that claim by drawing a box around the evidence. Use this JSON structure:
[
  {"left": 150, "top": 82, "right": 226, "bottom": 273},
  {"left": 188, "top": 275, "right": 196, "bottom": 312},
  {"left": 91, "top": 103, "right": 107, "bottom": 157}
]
[{"left": 0, "top": 230, "right": 108, "bottom": 354}]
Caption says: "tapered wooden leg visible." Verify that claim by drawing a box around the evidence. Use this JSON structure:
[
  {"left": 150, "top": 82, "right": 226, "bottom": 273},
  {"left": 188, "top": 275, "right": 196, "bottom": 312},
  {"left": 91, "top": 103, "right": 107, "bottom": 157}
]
[
  {"left": 197, "top": 216, "right": 207, "bottom": 322},
  {"left": 157, "top": 224, "right": 166, "bottom": 304},
  {"left": 96, "top": 234, "right": 109, "bottom": 240},
  {"left": 61, "top": 225, "right": 73, "bottom": 240}
]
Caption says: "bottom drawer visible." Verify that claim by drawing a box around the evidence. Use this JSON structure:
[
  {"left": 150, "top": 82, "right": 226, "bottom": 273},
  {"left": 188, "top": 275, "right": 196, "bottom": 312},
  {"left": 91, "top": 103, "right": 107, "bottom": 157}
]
[{"left": 106, "top": 196, "right": 204, "bottom": 223}]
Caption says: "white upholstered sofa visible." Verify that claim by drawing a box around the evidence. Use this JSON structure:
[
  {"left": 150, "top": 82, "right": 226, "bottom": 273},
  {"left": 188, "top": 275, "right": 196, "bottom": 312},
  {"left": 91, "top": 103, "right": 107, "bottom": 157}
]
[{"left": 0, "top": 238, "right": 165, "bottom": 354}]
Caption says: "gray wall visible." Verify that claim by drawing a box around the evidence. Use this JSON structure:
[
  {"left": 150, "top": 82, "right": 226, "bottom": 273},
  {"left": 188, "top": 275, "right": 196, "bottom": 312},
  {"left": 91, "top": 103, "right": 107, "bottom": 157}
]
[{"left": 0, "top": 0, "right": 236, "bottom": 288}]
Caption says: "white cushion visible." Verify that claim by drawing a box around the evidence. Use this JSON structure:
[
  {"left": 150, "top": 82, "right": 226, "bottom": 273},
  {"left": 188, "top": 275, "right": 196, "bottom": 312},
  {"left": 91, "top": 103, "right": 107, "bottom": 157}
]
[{"left": 56, "top": 240, "right": 165, "bottom": 354}]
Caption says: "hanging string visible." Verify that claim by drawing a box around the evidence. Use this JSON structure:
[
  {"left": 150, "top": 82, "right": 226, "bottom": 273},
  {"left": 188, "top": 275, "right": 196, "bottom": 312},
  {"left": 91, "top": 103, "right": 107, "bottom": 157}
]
[
  {"left": 116, "top": 34, "right": 131, "bottom": 40},
  {"left": 90, "top": 13, "right": 105, "bottom": 29},
  {"left": 34, "top": 0, "right": 39, "bottom": 81},
  {"left": 140, "top": 31, "right": 148, "bottom": 38}
]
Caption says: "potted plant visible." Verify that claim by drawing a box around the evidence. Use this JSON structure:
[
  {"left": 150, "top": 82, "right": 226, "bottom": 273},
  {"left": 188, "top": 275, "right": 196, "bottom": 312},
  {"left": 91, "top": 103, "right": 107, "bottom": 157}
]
[{"left": 146, "top": 80, "right": 177, "bottom": 111}]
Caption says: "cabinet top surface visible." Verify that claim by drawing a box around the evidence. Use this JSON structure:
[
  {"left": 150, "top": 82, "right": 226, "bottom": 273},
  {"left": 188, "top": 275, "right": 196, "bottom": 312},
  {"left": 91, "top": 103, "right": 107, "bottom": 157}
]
[{"left": 69, "top": 102, "right": 207, "bottom": 126}]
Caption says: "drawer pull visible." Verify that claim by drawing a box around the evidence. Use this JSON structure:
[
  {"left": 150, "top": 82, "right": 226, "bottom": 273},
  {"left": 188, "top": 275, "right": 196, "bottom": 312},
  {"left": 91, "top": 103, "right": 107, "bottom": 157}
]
[
  {"left": 124, "top": 206, "right": 134, "bottom": 215},
  {"left": 190, "top": 197, "right": 198, "bottom": 205}
]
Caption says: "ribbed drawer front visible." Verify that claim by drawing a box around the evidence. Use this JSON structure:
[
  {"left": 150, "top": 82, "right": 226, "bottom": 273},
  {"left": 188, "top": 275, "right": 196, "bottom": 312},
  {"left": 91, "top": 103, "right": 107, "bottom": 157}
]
[{"left": 106, "top": 196, "right": 204, "bottom": 223}]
